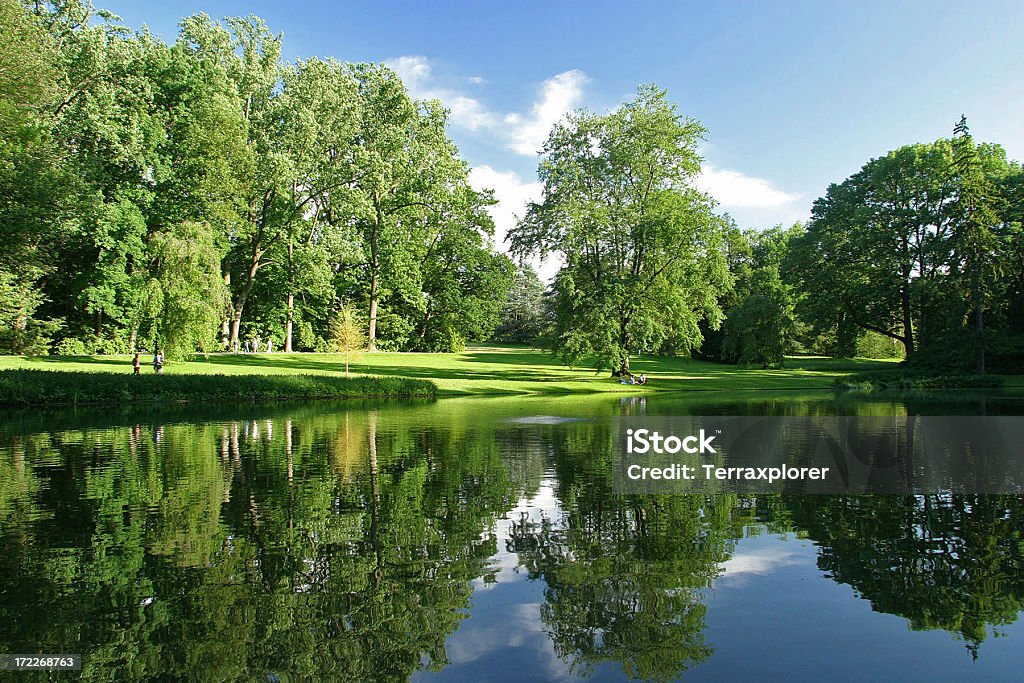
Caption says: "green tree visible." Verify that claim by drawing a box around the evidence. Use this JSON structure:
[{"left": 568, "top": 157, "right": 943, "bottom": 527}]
[
  {"left": 276, "top": 58, "right": 361, "bottom": 352},
  {"left": 951, "top": 116, "right": 1002, "bottom": 373},
  {"left": 0, "top": 0, "right": 73, "bottom": 353},
  {"left": 146, "top": 221, "right": 229, "bottom": 358},
  {"left": 343, "top": 64, "right": 472, "bottom": 351},
  {"left": 510, "top": 84, "right": 730, "bottom": 374},
  {"left": 720, "top": 225, "right": 799, "bottom": 367},
  {"left": 409, "top": 186, "right": 515, "bottom": 351},
  {"left": 787, "top": 142, "right": 960, "bottom": 358},
  {"left": 494, "top": 263, "right": 547, "bottom": 344},
  {"left": 176, "top": 14, "right": 287, "bottom": 352}
]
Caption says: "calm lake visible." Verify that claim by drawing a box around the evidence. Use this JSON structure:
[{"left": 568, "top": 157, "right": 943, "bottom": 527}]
[{"left": 2, "top": 391, "right": 1023, "bottom": 681}]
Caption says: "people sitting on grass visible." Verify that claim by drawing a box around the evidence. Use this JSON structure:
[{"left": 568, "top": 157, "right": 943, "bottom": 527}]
[{"left": 618, "top": 373, "right": 649, "bottom": 385}]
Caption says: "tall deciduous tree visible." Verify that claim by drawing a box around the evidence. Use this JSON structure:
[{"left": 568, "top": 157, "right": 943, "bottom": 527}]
[
  {"left": 178, "top": 14, "right": 287, "bottom": 351},
  {"left": 409, "top": 186, "right": 514, "bottom": 351},
  {"left": 0, "top": 0, "right": 68, "bottom": 353},
  {"left": 344, "top": 65, "right": 464, "bottom": 350},
  {"left": 787, "top": 142, "right": 959, "bottom": 358},
  {"left": 510, "top": 84, "right": 730, "bottom": 374},
  {"left": 276, "top": 58, "right": 360, "bottom": 352}
]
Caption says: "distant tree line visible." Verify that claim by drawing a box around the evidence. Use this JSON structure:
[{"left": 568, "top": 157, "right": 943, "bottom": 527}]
[
  {"left": 505, "top": 88, "right": 1023, "bottom": 373},
  {"left": 0, "top": 0, "right": 513, "bottom": 358}
]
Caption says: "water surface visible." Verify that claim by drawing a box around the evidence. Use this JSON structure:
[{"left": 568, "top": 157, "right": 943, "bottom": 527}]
[{"left": 1, "top": 391, "right": 1022, "bottom": 681}]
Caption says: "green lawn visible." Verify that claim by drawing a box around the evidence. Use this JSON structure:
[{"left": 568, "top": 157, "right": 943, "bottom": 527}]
[{"left": 0, "top": 345, "right": 903, "bottom": 396}]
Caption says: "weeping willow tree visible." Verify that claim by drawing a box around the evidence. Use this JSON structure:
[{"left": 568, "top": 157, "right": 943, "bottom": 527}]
[{"left": 144, "top": 221, "right": 229, "bottom": 359}]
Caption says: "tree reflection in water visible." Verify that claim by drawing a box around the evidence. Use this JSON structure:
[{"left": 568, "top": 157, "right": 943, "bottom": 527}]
[
  {"left": 0, "top": 407, "right": 515, "bottom": 680},
  {"left": 1, "top": 399, "right": 1023, "bottom": 680},
  {"left": 779, "top": 494, "right": 1024, "bottom": 659}
]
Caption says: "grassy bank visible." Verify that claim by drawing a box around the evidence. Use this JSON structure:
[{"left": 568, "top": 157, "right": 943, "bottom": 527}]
[
  {"left": 835, "top": 371, "right": 1005, "bottom": 392},
  {"left": 0, "top": 345, "right": 912, "bottom": 398},
  {"left": 0, "top": 370, "right": 436, "bottom": 407}
]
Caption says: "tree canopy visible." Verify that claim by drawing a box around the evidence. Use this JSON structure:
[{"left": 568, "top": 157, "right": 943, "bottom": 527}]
[
  {"left": 510, "top": 85, "right": 730, "bottom": 374},
  {"left": 0, "top": 1, "right": 511, "bottom": 357}
]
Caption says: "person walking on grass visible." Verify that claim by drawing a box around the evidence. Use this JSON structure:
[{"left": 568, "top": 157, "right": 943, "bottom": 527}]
[
  {"left": 132, "top": 353, "right": 141, "bottom": 375},
  {"left": 153, "top": 351, "right": 164, "bottom": 373}
]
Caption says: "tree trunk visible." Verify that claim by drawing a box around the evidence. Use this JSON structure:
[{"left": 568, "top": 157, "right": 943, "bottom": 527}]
[
  {"left": 370, "top": 224, "right": 382, "bottom": 352},
  {"left": 418, "top": 304, "right": 433, "bottom": 340},
  {"left": 285, "top": 293, "right": 294, "bottom": 353},
  {"left": 614, "top": 317, "right": 632, "bottom": 376},
  {"left": 221, "top": 274, "right": 231, "bottom": 350},
  {"left": 900, "top": 285, "right": 915, "bottom": 358},
  {"left": 229, "top": 264, "right": 258, "bottom": 350},
  {"left": 285, "top": 240, "right": 295, "bottom": 353},
  {"left": 975, "top": 297, "right": 985, "bottom": 374}
]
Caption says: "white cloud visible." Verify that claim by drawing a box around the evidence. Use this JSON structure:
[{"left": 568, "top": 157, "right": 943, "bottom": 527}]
[
  {"left": 697, "top": 165, "right": 802, "bottom": 208},
  {"left": 468, "top": 165, "right": 561, "bottom": 281},
  {"left": 504, "top": 70, "right": 589, "bottom": 156},
  {"left": 384, "top": 56, "right": 496, "bottom": 131},
  {"left": 383, "top": 58, "right": 586, "bottom": 281},
  {"left": 384, "top": 55, "right": 431, "bottom": 85},
  {"left": 468, "top": 165, "right": 541, "bottom": 246},
  {"left": 446, "top": 95, "right": 497, "bottom": 130},
  {"left": 384, "top": 56, "right": 588, "bottom": 156}
]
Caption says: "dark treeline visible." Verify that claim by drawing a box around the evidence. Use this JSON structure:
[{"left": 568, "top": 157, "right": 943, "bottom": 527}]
[
  {"left": 3, "top": 1, "right": 1022, "bottom": 374},
  {"left": 727, "top": 123, "right": 1024, "bottom": 373},
  {"left": 0, "top": 0, "right": 513, "bottom": 358}
]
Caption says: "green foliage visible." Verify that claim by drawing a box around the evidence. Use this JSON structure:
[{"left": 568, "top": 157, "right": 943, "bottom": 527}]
[
  {"left": 788, "top": 134, "right": 1020, "bottom": 370},
  {"left": 510, "top": 84, "right": 730, "bottom": 374},
  {"left": 493, "top": 263, "right": 547, "bottom": 344},
  {"left": 147, "top": 221, "right": 229, "bottom": 359},
  {"left": 0, "top": 4, "right": 511, "bottom": 358},
  {"left": 329, "top": 302, "right": 365, "bottom": 375},
  {"left": 856, "top": 330, "right": 904, "bottom": 359},
  {"left": 0, "top": 369, "right": 435, "bottom": 405},
  {"left": 834, "top": 371, "right": 1004, "bottom": 391},
  {"left": 720, "top": 226, "right": 799, "bottom": 368}
]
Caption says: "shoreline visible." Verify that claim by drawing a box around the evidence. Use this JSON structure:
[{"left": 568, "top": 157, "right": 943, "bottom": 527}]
[
  {"left": 0, "top": 347, "right": 1018, "bottom": 406},
  {"left": 0, "top": 369, "right": 436, "bottom": 407}
]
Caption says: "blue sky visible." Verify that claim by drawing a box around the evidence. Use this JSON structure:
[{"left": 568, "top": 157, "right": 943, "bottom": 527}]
[{"left": 97, "top": 1, "right": 1024, "bottom": 262}]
